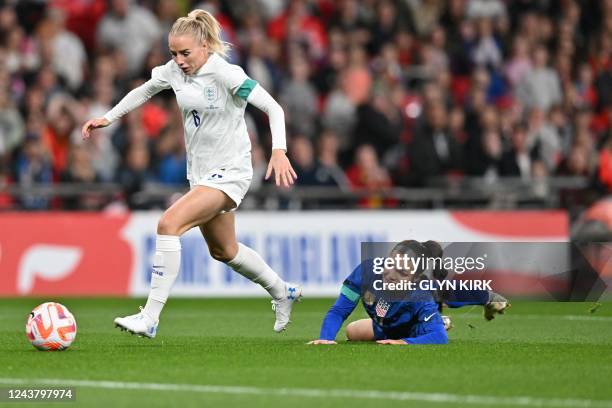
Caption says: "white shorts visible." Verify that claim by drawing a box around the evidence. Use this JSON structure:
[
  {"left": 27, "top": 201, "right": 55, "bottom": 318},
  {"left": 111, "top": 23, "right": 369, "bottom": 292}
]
[{"left": 189, "top": 165, "right": 253, "bottom": 210}]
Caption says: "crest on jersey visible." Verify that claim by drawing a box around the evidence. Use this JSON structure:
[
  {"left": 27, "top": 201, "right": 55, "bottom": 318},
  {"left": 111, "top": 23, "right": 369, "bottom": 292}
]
[
  {"left": 204, "top": 86, "right": 218, "bottom": 102},
  {"left": 375, "top": 299, "right": 390, "bottom": 318}
]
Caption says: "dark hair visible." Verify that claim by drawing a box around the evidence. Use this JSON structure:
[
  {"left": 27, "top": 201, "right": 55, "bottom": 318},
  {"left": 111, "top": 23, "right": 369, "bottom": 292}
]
[
  {"left": 389, "top": 240, "right": 426, "bottom": 258},
  {"left": 422, "top": 240, "right": 448, "bottom": 280},
  {"left": 390, "top": 240, "right": 448, "bottom": 280}
]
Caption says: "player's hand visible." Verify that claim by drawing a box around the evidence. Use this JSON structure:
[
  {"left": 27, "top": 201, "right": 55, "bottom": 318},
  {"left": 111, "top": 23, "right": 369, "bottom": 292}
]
[
  {"left": 376, "top": 339, "right": 408, "bottom": 345},
  {"left": 81, "top": 117, "right": 111, "bottom": 139},
  {"left": 307, "top": 339, "right": 337, "bottom": 345},
  {"left": 266, "top": 149, "right": 297, "bottom": 188}
]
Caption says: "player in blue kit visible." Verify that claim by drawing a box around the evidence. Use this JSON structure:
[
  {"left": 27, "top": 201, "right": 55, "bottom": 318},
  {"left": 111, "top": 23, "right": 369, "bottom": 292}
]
[
  {"left": 309, "top": 240, "right": 509, "bottom": 345},
  {"left": 309, "top": 240, "right": 448, "bottom": 345}
]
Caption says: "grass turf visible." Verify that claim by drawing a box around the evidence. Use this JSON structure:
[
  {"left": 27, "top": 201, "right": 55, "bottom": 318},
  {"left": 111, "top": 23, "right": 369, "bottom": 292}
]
[{"left": 0, "top": 298, "right": 611, "bottom": 408}]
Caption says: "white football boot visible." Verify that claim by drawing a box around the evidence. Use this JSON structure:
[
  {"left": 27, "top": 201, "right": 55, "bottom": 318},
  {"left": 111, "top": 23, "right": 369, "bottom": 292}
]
[
  {"left": 271, "top": 283, "right": 302, "bottom": 332},
  {"left": 484, "top": 292, "right": 511, "bottom": 321},
  {"left": 114, "top": 306, "right": 158, "bottom": 338}
]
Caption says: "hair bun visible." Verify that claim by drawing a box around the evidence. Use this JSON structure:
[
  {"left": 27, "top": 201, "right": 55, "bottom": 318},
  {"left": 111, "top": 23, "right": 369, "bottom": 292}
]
[
  {"left": 188, "top": 9, "right": 208, "bottom": 20},
  {"left": 421, "top": 240, "right": 443, "bottom": 258}
]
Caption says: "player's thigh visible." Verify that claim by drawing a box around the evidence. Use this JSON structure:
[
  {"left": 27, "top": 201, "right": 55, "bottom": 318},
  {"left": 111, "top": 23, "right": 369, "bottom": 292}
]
[
  {"left": 157, "top": 186, "right": 235, "bottom": 236},
  {"left": 198, "top": 212, "right": 238, "bottom": 263},
  {"left": 346, "top": 319, "right": 376, "bottom": 341}
]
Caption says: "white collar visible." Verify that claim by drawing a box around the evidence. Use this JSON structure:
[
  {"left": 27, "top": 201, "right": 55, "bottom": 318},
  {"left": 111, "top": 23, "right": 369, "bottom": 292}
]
[{"left": 194, "top": 53, "right": 217, "bottom": 76}]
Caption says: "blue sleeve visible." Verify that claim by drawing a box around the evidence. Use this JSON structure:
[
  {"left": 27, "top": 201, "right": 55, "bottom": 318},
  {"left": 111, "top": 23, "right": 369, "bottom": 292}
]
[
  {"left": 318, "top": 263, "right": 364, "bottom": 341},
  {"left": 342, "top": 262, "right": 363, "bottom": 294},
  {"left": 402, "top": 329, "right": 448, "bottom": 345},
  {"left": 319, "top": 293, "right": 358, "bottom": 341}
]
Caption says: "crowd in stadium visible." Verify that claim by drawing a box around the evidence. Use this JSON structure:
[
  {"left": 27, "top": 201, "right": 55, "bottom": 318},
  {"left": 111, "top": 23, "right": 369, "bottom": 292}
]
[{"left": 0, "top": 0, "right": 611, "bottom": 210}]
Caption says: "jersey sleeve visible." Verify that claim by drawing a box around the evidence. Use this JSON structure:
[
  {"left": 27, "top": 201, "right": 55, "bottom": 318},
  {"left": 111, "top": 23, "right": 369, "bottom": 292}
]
[
  {"left": 341, "top": 263, "right": 363, "bottom": 303},
  {"left": 402, "top": 329, "right": 448, "bottom": 345},
  {"left": 318, "top": 293, "right": 358, "bottom": 341},
  {"left": 103, "top": 63, "right": 171, "bottom": 123},
  {"left": 150, "top": 63, "right": 172, "bottom": 90},
  {"left": 216, "top": 61, "right": 257, "bottom": 100},
  {"left": 317, "top": 262, "right": 365, "bottom": 340}
]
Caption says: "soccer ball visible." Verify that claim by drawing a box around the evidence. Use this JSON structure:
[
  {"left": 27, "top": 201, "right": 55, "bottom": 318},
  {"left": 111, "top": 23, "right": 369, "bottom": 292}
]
[{"left": 26, "top": 302, "right": 77, "bottom": 351}]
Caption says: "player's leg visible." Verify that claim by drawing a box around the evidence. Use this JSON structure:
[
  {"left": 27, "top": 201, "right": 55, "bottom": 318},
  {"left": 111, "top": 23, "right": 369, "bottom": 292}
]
[
  {"left": 346, "top": 319, "right": 376, "bottom": 341},
  {"left": 200, "top": 212, "right": 302, "bottom": 332},
  {"left": 114, "top": 186, "right": 233, "bottom": 337},
  {"left": 443, "top": 289, "right": 510, "bottom": 321},
  {"left": 483, "top": 291, "right": 511, "bottom": 320}
]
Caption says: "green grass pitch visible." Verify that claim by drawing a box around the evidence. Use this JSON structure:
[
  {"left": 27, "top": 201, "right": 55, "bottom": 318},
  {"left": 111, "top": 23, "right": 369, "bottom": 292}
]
[{"left": 1, "top": 298, "right": 611, "bottom": 408}]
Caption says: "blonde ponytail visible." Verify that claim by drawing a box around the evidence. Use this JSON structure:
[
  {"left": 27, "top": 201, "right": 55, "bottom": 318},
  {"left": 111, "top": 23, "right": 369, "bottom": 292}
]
[{"left": 170, "top": 9, "right": 230, "bottom": 58}]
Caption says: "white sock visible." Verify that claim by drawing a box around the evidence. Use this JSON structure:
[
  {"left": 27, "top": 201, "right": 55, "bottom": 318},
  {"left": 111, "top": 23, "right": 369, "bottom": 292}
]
[
  {"left": 227, "top": 243, "right": 286, "bottom": 300},
  {"left": 143, "top": 234, "right": 181, "bottom": 321}
]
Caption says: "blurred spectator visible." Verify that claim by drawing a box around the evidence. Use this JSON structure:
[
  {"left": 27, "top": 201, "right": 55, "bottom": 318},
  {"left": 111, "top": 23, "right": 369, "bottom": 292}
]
[
  {"left": 500, "top": 124, "right": 541, "bottom": 179},
  {"left": 470, "top": 17, "right": 503, "bottom": 70},
  {"left": 470, "top": 130, "right": 503, "bottom": 179},
  {"left": 504, "top": 36, "right": 532, "bottom": 87},
  {"left": 13, "top": 135, "right": 53, "bottom": 210},
  {"left": 4, "top": 25, "right": 39, "bottom": 74},
  {"left": 516, "top": 44, "right": 563, "bottom": 111},
  {"left": 155, "top": 0, "right": 180, "bottom": 35},
  {"left": 354, "top": 88, "right": 403, "bottom": 160},
  {"left": 41, "top": 98, "right": 78, "bottom": 178},
  {"left": 557, "top": 145, "right": 593, "bottom": 177},
  {"left": 36, "top": 8, "right": 86, "bottom": 91},
  {"left": 291, "top": 135, "right": 345, "bottom": 188},
  {"left": 346, "top": 144, "right": 394, "bottom": 208},
  {"left": 115, "top": 140, "right": 153, "bottom": 209},
  {"left": 317, "top": 129, "right": 349, "bottom": 190},
  {"left": 466, "top": 0, "right": 506, "bottom": 20},
  {"left": 154, "top": 127, "right": 187, "bottom": 185},
  {"left": 323, "top": 56, "right": 372, "bottom": 158},
  {"left": 60, "top": 144, "right": 103, "bottom": 210},
  {"left": 525, "top": 107, "right": 561, "bottom": 171},
  {"left": 409, "top": 102, "right": 463, "bottom": 185},
  {"left": 96, "top": 0, "right": 162, "bottom": 76},
  {"left": 242, "top": 28, "right": 280, "bottom": 93},
  {"left": 407, "top": 0, "right": 444, "bottom": 37},
  {"left": 267, "top": 0, "right": 327, "bottom": 60},
  {"left": 0, "top": 87, "right": 25, "bottom": 158},
  {"left": 279, "top": 56, "right": 318, "bottom": 138}
]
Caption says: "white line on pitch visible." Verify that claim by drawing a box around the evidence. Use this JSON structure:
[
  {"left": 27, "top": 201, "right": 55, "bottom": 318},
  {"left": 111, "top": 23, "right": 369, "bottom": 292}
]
[{"left": 0, "top": 378, "right": 611, "bottom": 408}]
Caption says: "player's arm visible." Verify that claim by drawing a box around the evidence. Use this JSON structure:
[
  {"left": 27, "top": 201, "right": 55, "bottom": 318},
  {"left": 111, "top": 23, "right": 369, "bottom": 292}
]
[
  {"left": 308, "top": 265, "right": 362, "bottom": 344},
  {"left": 308, "top": 288, "right": 359, "bottom": 344},
  {"left": 220, "top": 61, "right": 296, "bottom": 187},
  {"left": 82, "top": 65, "right": 171, "bottom": 139},
  {"left": 246, "top": 84, "right": 297, "bottom": 187}
]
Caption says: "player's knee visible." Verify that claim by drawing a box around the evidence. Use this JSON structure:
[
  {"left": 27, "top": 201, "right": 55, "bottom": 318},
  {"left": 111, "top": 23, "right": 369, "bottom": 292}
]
[
  {"left": 157, "top": 214, "right": 180, "bottom": 236},
  {"left": 346, "top": 321, "right": 364, "bottom": 341},
  {"left": 210, "top": 246, "right": 235, "bottom": 263}
]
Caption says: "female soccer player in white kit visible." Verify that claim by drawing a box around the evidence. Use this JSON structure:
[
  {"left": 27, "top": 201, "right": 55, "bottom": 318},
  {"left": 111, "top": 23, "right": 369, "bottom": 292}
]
[{"left": 82, "top": 9, "right": 301, "bottom": 338}]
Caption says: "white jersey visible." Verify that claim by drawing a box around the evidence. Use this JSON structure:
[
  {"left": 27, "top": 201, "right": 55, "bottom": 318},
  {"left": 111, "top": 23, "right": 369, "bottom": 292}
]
[
  {"left": 104, "top": 53, "right": 287, "bottom": 207},
  {"left": 153, "top": 54, "right": 253, "bottom": 183}
]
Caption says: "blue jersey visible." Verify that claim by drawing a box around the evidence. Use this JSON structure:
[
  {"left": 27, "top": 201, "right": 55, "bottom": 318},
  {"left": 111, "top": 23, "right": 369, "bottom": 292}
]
[{"left": 319, "top": 261, "right": 447, "bottom": 344}]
